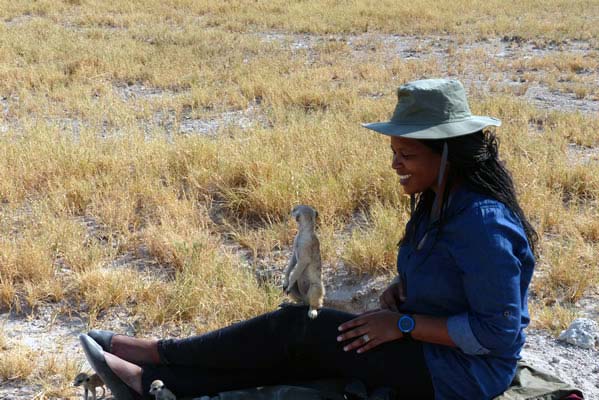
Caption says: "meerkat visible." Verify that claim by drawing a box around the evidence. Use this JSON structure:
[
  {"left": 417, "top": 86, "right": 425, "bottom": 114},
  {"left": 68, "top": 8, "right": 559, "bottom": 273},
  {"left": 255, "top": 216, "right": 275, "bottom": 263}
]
[
  {"left": 282, "top": 205, "right": 325, "bottom": 319},
  {"left": 149, "top": 379, "right": 177, "bottom": 400},
  {"left": 73, "top": 372, "right": 106, "bottom": 400}
]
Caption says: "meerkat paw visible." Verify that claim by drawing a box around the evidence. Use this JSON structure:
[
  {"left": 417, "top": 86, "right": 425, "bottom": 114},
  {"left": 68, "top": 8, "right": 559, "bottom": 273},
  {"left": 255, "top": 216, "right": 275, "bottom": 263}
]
[{"left": 308, "top": 309, "right": 319, "bottom": 319}]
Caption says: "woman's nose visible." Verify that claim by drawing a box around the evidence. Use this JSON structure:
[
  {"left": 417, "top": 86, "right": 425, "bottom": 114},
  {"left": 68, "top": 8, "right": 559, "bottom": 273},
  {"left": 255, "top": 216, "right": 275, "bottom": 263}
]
[{"left": 392, "top": 153, "right": 401, "bottom": 168}]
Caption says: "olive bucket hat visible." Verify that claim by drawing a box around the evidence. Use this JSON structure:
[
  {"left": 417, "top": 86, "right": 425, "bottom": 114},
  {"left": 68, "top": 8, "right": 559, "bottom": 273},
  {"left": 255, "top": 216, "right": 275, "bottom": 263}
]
[
  {"left": 363, "top": 78, "right": 501, "bottom": 230},
  {"left": 362, "top": 78, "right": 500, "bottom": 139}
]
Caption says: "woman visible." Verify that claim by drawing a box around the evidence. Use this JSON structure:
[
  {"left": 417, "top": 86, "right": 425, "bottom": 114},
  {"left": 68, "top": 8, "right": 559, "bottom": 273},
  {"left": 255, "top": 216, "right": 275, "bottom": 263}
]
[{"left": 80, "top": 79, "right": 536, "bottom": 400}]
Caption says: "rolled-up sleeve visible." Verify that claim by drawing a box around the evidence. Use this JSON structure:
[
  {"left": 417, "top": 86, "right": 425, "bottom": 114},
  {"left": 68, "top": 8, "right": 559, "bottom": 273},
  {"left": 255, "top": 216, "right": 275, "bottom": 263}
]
[
  {"left": 446, "top": 204, "right": 526, "bottom": 356},
  {"left": 447, "top": 312, "right": 490, "bottom": 355}
]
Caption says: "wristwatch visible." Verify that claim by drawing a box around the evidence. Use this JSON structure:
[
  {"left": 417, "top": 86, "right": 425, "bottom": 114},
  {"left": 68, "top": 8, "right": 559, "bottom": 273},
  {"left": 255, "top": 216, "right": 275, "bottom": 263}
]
[{"left": 398, "top": 314, "right": 416, "bottom": 339}]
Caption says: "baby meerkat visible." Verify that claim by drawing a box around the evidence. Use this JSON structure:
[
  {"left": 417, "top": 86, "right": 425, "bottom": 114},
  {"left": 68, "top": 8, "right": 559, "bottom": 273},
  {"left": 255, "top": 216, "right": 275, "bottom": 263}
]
[
  {"left": 149, "top": 379, "right": 177, "bottom": 400},
  {"left": 73, "top": 372, "right": 105, "bottom": 400},
  {"left": 282, "top": 205, "right": 325, "bottom": 319}
]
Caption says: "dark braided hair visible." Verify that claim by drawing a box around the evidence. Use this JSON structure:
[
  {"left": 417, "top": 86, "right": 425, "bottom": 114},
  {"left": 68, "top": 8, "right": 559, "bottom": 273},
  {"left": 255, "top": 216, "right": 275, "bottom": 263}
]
[{"left": 403, "top": 130, "right": 538, "bottom": 254}]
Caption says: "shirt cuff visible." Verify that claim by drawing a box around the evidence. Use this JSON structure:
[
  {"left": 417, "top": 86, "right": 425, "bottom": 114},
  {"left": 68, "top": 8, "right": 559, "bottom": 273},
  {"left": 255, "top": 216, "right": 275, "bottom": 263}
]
[{"left": 447, "top": 312, "right": 490, "bottom": 355}]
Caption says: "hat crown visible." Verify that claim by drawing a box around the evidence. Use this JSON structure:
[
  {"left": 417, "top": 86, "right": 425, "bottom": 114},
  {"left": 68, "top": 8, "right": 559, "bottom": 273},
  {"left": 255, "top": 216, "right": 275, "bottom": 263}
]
[{"left": 391, "top": 79, "right": 472, "bottom": 125}]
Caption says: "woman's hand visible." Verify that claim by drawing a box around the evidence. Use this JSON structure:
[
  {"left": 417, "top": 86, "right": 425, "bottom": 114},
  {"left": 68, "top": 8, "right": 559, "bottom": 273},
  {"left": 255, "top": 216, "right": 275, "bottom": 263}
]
[
  {"left": 379, "top": 278, "right": 406, "bottom": 312},
  {"left": 336, "top": 310, "right": 403, "bottom": 354}
]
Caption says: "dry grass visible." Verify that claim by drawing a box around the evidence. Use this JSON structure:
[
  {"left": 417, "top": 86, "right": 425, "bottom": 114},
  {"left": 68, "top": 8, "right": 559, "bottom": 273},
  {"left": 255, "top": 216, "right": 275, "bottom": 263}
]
[
  {"left": 0, "top": 332, "right": 82, "bottom": 399},
  {"left": 0, "top": 1, "right": 598, "bottom": 396},
  {"left": 343, "top": 203, "right": 410, "bottom": 275},
  {"left": 529, "top": 300, "right": 579, "bottom": 336},
  {"left": 0, "top": 339, "right": 37, "bottom": 382},
  {"left": 30, "top": 355, "right": 82, "bottom": 400}
]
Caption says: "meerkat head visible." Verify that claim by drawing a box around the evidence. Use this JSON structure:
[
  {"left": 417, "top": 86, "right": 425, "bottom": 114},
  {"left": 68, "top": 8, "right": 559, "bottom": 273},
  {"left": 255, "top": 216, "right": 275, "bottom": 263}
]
[
  {"left": 73, "top": 372, "right": 90, "bottom": 387},
  {"left": 149, "top": 379, "right": 165, "bottom": 395},
  {"left": 291, "top": 205, "right": 318, "bottom": 227}
]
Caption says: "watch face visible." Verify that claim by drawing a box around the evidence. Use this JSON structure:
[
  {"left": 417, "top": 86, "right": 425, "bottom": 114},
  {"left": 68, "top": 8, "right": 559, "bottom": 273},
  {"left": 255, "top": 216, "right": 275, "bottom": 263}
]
[{"left": 399, "top": 315, "right": 415, "bottom": 333}]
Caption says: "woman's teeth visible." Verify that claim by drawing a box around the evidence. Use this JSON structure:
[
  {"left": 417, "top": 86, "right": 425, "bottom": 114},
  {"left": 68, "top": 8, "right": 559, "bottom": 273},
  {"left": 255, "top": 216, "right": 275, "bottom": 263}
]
[{"left": 399, "top": 174, "right": 412, "bottom": 180}]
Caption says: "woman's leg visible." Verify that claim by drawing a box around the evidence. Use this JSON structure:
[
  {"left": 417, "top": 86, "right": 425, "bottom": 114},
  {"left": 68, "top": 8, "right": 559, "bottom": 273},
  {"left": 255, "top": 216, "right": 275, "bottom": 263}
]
[
  {"left": 140, "top": 306, "right": 434, "bottom": 398},
  {"left": 156, "top": 304, "right": 326, "bottom": 368}
]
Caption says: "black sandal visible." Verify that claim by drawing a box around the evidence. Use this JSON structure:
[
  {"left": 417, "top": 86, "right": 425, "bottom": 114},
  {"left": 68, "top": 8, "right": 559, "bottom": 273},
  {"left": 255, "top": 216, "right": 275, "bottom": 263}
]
[
  {"left": 79, "top": 334, "right": 141, "bottom": 400},
  {"left": 88, "top": 329, "right": 115, "bottom": 353}
]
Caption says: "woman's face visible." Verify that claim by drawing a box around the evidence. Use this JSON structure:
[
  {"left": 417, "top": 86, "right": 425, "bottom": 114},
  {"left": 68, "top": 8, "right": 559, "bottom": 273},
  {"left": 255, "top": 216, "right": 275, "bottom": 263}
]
[{"left": 390, "top": 136, "right": 442, "bottom": 195}]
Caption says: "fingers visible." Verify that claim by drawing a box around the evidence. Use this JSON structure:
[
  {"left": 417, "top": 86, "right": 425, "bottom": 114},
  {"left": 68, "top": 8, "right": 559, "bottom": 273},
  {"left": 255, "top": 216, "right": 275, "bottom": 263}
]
[
  {"left": 356, "top": 338, "right": 382, "bottom": 354},
  {"left": 337, "top": 316, "right": 368, "bottom": 333},
  {"left": 336, "top": 325, "right": 369, "bottom": 343},
  {"left": 340, "top": 333, "right": 383, "bottom": 354},
  {"left": 340, "top": 332, "right": 372, "bottom": 353},
  {"left": 379, "top": 291, "right": 399, "bottom": 312},
  {"left": 396, "top": 283, "right": 407, "bottom": 303},
  {"left": 379, "top": 294, "right": 390, "bottom": 310},
  {"left": 357, "top": 308, "right": 380, "bottom": 317}
]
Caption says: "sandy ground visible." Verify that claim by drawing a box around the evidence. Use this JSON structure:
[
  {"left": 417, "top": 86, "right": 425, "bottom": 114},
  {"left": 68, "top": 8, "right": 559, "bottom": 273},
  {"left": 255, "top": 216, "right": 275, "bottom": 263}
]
[{"left": 1, "top": 31, "right": 598, "bottom": 399}]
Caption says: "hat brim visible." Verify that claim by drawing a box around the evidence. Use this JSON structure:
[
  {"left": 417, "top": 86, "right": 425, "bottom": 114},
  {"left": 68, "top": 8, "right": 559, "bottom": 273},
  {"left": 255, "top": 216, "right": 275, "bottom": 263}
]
[{"left": 362, "top": 116, "right": 501, "bottom": 139}]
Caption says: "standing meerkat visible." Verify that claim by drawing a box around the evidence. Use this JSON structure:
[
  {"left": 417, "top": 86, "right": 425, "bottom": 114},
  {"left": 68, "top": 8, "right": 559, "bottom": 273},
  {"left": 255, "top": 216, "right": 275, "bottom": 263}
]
[
  {"left": 73, "top": 372, "right": 105, "bottom": 400},
  {"left": 282, "top": 205, "right": 325, "bottom": 319},
  {"left": 149, "top": 380, "right": 177, "bottom": 400}
]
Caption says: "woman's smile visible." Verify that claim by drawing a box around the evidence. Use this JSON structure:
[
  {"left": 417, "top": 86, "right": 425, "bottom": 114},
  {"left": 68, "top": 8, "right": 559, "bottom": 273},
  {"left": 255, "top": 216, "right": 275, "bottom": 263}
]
[{"left": 398, "top": 174, "right": 412, "bottom": 185}]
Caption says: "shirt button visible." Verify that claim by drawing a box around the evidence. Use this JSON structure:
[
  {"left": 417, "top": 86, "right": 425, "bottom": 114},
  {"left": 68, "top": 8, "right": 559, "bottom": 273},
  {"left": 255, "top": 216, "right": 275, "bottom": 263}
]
[{"left": 503, "top": 311, "right": 511, "bottom": 318}]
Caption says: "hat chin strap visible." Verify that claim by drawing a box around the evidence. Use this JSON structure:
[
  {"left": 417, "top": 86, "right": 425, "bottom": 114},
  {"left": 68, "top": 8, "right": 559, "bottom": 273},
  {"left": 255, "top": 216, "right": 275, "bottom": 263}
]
[
  {"left": 413, "top": 142, "right": 449, "bottom": 251},
  {"left": 408, "top": 142, "right": 448, "bottom": 220},
  {"left": 431, "top": 142, "right": 449, "bottom": 223}
]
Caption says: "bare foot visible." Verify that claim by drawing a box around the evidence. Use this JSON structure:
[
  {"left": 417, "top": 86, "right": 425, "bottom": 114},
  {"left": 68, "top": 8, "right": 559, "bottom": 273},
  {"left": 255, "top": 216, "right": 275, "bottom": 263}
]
[
  {"left": 111, "top": 335, "right": 161, "bottom": 365},
  {"left": 105, "top": 352, "right": 143, "bottom": 395}
]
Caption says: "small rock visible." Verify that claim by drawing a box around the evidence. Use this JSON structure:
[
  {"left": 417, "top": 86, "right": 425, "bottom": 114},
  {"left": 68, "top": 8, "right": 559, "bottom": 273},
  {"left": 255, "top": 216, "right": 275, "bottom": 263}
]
[
  {"left": 551, "top": 356, "right": 560, "bottom": 364},
  {"left": 558, "top": 318, "right": 599, "bottom": 349}
]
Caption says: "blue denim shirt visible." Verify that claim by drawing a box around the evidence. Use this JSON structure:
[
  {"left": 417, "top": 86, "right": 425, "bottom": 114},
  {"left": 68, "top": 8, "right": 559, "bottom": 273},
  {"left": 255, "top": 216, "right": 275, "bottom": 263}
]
[{"left": 397, "top": 185, "right": 535, "bottom": 399}]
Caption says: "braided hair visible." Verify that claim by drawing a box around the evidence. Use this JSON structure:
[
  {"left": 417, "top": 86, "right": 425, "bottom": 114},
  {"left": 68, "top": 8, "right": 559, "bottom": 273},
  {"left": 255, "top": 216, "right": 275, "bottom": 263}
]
[{"left": 403, "top": 130, "right": 538, "bottom": 254}]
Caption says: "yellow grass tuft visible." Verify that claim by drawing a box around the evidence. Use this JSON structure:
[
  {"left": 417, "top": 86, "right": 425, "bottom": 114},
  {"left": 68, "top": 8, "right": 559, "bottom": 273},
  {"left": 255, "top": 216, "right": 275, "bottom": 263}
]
[
  {"left": 529, "top": 300, "right": 579, "bottom": 336},
  {"left": 343, "top": 203, "right": 410, "bottom": 275},
  {"left": 0, "top": 341, "right": 36, "bottom": 382}
]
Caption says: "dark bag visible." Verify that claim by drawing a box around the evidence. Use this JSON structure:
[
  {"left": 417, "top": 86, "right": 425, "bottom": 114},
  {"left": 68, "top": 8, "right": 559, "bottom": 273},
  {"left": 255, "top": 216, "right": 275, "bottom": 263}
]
[
  {"left": 493, "top": 360, "right": 584, "bottom": 400},
  {"left": 187, "top": 361, "right": 584, "bottom": 400},
  {"left": 189, "top": 378, "right": 394, "bottom": 400}
]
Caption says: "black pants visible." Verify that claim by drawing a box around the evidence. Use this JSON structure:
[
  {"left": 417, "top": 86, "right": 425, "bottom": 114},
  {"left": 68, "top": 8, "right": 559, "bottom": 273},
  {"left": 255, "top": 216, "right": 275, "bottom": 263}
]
[{"left": 141, "top": 306, "right": 434, "bottom": 399}]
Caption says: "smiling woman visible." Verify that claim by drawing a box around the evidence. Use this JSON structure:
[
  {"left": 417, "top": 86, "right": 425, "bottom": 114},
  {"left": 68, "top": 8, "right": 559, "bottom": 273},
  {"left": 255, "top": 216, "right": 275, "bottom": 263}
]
[
  {"left": 78, "top": 79, "right": 537, "bottom": 400},
  {"left": 359, "top": 79, "right": 537, "bottom": 398}
]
